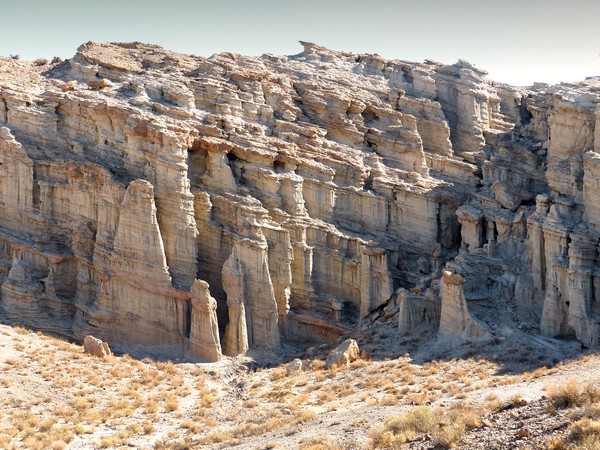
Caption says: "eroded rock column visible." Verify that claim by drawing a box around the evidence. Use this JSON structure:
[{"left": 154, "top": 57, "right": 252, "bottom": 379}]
[
  {"left": 189, "top": 279, "right": 222, "bottom": 362},
  {"left": 439, "top": 270, "right": 491, "bottom": 341},
  {"left": 223, "top": 235, "right": 280, "bottom": 355}
]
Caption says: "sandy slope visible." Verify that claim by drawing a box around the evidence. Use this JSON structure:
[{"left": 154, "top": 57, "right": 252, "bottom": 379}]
[{"left": 0, "top": 321, "right": 598, "bottom": 449}]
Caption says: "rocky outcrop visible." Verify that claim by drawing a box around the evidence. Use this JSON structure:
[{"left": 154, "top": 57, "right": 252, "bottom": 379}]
[
  {"left": 0, "top": 41, "right": 598, "bottom": 358},
  {"left": 397, "top": 288, "right": 440, "bottom": 334}
]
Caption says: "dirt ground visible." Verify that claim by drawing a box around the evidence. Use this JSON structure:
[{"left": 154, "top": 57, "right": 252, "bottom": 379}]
[{"left": 0, "top": 316, "right": 598, "bottom": 450}]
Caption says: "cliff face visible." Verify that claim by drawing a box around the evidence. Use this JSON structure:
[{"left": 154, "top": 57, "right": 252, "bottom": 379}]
[{"left": 0, "top": 42, "right": 598, "bottom": 359}]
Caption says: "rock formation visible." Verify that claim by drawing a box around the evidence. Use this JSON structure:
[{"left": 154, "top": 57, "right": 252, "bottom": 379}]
[
  {"left": 83, "top": 335, "right": 112, "bottom": 358},
  {"left": 0, "top": 41, "right": 598, "bottom": 359},
  {"left": 189, "top": 279, "right": 222, "bottom": 361},
  {"left": 438, "top": 271, "right": 491, "bottom": 341},
  {"left": 325, "top": 339, "right": 360, "bottom": 369}
]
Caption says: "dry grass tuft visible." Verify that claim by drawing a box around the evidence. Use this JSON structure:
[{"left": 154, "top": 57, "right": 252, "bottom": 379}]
[
  {"left": 0, "top": 324, "right": 203, "bottom": 449},
  {"left": 369, "top": 402, "right": 485, "bottom": 449},
  {"left": 544, "top": 381, "right": 600, "bottom": 449},
  {"left": 546, "top": 380, "right": 600, "bottom": 411},
  {"left": 299, "top": 435, "right": 343, "bottom": 450}
]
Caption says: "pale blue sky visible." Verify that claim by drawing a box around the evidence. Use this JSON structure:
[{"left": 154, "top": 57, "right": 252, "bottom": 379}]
[{"left": 1, "top": 0, "right": 598, "bottom": 86}]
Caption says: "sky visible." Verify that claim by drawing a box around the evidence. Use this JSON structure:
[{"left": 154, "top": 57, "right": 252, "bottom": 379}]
[{"left": 0, "top": 0, "right": 599, "bottom": 86}]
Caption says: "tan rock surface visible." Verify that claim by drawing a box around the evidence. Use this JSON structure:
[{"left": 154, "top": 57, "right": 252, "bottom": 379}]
[
  {"left": 439, "top": 271, "right": 491, "bottom": 341},
  {"left": 0, "top": 41, "right": 599, "bottom": 358},
  {"left": 83, "top": 335, "right": 111, "bottom": 357},
  {"left": 189, "top": 279, "right": 222, "bottom": 362},
  {"left": 325, "top": 338, "right": 359, "bottom": 369}
]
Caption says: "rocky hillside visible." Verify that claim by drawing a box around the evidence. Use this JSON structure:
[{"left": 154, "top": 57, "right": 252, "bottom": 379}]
[{"left": 0, "top": 42, "right": 598, "bottom": 360}]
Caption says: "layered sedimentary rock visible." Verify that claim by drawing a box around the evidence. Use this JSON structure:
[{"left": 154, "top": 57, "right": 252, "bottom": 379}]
[
  {"left": 222, "top": 234, "right": 280, "bottom": 355},
  {"left": 189, "top": 280, "right": 222, "bottom": 362},
  {"left": 0, "top": 41, "right": 599, "bottom": 359},
  {"left": 438, "top": 271, "right": 491, "bottom": 341}
]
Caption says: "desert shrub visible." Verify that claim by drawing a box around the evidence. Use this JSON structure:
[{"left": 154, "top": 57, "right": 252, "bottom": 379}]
[
  {"left": 547, "top": 380, "right": 584, "bottom": 410},
  {"left": 569, "top": 418, "right": 600, "bottom": 443},
  {"left": 299, "top": 435, "right": 343, "bottom": 450},
  {"left": 545, "top": 436, "right": 569, "bottom": 450},
  {"left": 546, "top": 383, "right": 600, "bottom": 449},
  {"left": 369, "top": 403, "right": 483, "bottom": 449},
  {"left": 432, "top": 420, "right": 466, "bottom": 449},
  {"left": 369, "top": 406, "right": 438, "bottom": 447},
  {"left": 448, "top": 403, "right": 483, "bottom": 429}
]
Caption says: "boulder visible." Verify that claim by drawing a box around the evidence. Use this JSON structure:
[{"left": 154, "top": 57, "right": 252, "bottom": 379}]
[
  {"left": 492, "top": 181, "right": 530, "bottom": 211},
  {"left": 325, "top": 339, "right": 359, "bottom": 369},
  {"left": 87, "top": 78, "right": 112, "bottom": 89},
  {"left": 286, "top": 358, "right": 303, "bottom": 374},
  {"left": 83, "top": 335, "right": 111, "bottom": 358}
]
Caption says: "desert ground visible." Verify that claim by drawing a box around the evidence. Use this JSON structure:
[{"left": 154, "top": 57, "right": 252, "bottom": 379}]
[{"left": 0, "top": 312, "right": 598, "bottom": 450}]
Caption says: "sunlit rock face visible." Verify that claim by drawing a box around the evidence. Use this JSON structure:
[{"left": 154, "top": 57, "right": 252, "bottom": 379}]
[{"left": 0, "top": 41, "right": 598, "bottom": 359}]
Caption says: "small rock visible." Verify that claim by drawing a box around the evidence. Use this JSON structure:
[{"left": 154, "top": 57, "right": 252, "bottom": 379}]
[
  {"left": 301, "top": 359, "right": 312, "bottom": 370},
  {"left": 482, "top": 419, "right": 493, "bottom": 428},
  {"left": 286, "top": 358, "right": 302, "bottom": 374},
  {"left": 383, "top": 305, "right": 399, "bottom": 319},
  {"left": 87, "top": 78, "right": 113, "bottom": 90},
  {"left": 516, "top": 427, "right": 530, "bottom": 439},
  {"left": 83, "top": 335, "right": 111, "bottom": 358},
  {"left": 59, "top": 80, "right": 77, "bottom": 92}
]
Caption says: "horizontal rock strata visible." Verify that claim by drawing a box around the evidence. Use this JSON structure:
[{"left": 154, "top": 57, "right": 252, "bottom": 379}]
[{"left": 0, "top": 41, "right": 598, "bottom": 359}]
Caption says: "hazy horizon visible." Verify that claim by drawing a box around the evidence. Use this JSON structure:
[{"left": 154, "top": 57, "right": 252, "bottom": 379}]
[{"left": 1, "top": 0, "right": 599, "bottom": 86}]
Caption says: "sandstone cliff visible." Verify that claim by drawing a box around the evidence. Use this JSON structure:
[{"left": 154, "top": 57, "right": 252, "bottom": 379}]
[{"left": 0, "top": 42, "right": 598, "bottom": 359}]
